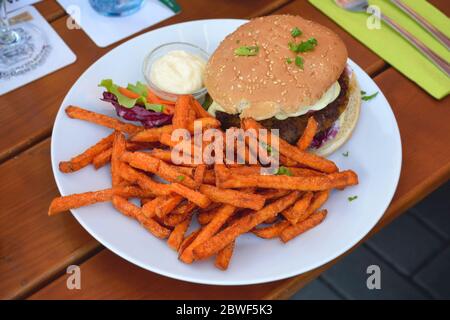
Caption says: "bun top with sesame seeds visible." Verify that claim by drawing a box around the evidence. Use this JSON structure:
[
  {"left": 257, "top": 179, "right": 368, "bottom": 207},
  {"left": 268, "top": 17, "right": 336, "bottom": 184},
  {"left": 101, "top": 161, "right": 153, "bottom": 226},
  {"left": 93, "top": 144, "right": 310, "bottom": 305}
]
[{"left": 204, "top": 15, "right": 348, "bottom": 121}]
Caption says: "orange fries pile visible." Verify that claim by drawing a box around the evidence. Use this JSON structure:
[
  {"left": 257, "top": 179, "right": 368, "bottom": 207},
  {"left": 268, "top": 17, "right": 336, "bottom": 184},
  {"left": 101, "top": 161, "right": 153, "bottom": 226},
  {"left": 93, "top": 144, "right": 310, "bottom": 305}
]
[{"left": 49, "top": 95, "right": 358, "bottom": 270}]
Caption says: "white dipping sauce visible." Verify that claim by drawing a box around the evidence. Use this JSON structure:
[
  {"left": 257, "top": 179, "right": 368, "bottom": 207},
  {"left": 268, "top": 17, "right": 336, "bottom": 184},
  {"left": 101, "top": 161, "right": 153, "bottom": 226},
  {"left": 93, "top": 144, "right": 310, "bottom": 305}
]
[{"left": 150, "top": 50, "right": 206, "bottom": 94}]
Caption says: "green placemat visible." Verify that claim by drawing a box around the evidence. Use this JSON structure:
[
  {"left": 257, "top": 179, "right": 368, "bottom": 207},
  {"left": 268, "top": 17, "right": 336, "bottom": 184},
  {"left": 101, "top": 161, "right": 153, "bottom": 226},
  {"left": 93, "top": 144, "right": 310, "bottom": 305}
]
[{"left": 309, "top": 0, "right": 450, "bottom": 99}]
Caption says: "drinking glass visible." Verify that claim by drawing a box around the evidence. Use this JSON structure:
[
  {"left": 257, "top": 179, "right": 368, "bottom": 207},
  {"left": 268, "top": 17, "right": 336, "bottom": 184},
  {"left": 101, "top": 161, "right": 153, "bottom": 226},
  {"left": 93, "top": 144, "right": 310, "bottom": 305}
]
[
  {"left": 0, "top": 0, "right": 50, "bottom": 80},
  {"left": 89, "top": 0, "right": 146, "bottom": 17}
]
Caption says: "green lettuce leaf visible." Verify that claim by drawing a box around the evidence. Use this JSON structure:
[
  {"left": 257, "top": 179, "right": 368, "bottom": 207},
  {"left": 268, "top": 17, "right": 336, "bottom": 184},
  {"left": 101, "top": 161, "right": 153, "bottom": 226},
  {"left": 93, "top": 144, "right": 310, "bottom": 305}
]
[
  {"left": 127, "top": 81, "right": 148, "bottom": 97},
  {"left": 99, "top": 79, "right": 164, "bottom": 112}
]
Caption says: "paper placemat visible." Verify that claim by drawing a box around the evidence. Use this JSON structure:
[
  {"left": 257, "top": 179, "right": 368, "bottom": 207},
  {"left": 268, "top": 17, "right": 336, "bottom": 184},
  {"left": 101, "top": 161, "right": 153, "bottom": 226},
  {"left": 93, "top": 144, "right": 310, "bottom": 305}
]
[
  {"left": 0, "top": 6, "right": 76, "bottom": 96},
  {"left": 57, "top": 0, "right": 179, "bottom": 48}
]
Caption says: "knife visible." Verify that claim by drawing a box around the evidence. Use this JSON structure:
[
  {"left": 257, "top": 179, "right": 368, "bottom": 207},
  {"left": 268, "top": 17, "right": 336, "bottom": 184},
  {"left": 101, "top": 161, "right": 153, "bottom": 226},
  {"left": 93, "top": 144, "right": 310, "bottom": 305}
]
[{"left": 390, "top": 0, "right": 450, "bottom": 50}]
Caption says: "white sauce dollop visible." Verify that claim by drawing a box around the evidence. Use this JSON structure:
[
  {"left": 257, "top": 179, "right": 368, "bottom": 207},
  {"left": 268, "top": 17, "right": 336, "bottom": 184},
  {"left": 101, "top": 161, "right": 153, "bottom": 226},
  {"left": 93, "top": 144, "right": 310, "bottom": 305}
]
[
  {"left": 207, "top": 81, "right": 341, "bottom": 120},
  {"left": 274, "top": 81, "right": 341, "bottom": 120},
  {"left": 150, "top": 50, "right": 206, "bottom": 94}
]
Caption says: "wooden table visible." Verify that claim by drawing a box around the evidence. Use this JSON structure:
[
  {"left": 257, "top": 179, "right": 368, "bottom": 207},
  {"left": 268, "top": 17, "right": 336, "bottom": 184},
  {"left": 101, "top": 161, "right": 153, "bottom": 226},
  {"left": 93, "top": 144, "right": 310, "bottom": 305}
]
[{"left": 1, "top": 0, "right": 448, "bottom": 300}]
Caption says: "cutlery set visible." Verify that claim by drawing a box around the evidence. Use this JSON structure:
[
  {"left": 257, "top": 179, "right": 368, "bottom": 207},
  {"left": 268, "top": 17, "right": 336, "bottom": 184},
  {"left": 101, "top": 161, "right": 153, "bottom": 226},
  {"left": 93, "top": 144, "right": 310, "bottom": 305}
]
[{"left": 335, "top": 0, "right": 450, "bottom": 77}]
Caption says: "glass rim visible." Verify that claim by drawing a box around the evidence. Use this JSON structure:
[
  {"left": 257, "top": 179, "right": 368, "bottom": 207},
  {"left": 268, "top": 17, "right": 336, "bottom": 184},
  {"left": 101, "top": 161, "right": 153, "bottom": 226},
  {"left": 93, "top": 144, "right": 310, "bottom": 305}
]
[{"left": 143, "top": 42, "right": 210, "bottom": 98}]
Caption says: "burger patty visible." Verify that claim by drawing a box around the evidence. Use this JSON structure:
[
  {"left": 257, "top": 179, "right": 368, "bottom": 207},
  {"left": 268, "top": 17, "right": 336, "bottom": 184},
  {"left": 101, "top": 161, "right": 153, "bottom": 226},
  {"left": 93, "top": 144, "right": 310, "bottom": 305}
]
[{"left": 216, "top": 70, "right": 350, "bottom": 144}]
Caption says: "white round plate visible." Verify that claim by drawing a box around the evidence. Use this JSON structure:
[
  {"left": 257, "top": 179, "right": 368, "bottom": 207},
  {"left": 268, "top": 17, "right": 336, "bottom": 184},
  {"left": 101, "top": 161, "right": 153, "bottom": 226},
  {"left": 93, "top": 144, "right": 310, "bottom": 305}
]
[{"left": 51, "top": 19, "right": 402, "bottom": 285}]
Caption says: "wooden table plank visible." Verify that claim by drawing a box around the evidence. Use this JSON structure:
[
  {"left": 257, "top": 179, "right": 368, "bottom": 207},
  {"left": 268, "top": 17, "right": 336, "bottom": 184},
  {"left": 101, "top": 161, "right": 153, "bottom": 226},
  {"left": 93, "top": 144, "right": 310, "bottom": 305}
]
[
  {"left": 0, "top": 0, "right": 292, "bottom": 164},
  {"left": 28, "top": 67, "right": 450, "bottom": 299},
  {"left": 0, "top": 0, "right": 293, "bottom": 300},
  {"left": 30, "top": 250, "right": 287, "bottom": 300},
  {"left": 0, "top": 139, "right": 99, "bottom": 300},
  {"left": 34, "top": 0, "right": 64, "bottom": 22},
  {"left": 429, "top": 0, "right": 449, "bottom": 14},
  {"left": 272, "top": 0, "right": 386, "bottom": 75}
]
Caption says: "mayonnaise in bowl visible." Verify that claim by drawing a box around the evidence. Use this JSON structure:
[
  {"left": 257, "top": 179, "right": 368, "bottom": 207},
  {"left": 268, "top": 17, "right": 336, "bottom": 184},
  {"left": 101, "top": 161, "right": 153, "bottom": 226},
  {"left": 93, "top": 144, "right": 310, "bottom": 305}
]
[
  {"left": 150, "top": 50, "right": 206, "bottom": 94},
  {"left": 143, "top": 42, "right": 210, "bottom": 102}
]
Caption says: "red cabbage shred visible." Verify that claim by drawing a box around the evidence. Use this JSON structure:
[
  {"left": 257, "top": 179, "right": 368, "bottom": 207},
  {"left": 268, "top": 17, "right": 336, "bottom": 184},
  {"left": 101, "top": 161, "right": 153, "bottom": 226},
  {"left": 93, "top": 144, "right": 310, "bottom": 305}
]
[
  {"left": 310, "top": 124, "right": 339, "bottom": 149},
  {"left": 102, "top": 92, "right": 172, "bottom": 128}
]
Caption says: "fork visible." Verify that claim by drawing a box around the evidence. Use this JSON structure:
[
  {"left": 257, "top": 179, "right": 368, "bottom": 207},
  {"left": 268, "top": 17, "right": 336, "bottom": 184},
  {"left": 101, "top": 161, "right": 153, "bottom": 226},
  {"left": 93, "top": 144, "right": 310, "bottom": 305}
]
[{"left": 335, "top": 0, "right": 450, "bottom": 78}]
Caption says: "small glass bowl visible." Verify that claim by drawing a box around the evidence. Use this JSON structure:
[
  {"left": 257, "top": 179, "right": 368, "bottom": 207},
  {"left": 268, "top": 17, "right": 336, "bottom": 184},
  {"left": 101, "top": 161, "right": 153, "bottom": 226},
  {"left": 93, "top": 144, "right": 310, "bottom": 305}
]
[{"left": 142, "top": 42, "right": 210, "bottom": 102}]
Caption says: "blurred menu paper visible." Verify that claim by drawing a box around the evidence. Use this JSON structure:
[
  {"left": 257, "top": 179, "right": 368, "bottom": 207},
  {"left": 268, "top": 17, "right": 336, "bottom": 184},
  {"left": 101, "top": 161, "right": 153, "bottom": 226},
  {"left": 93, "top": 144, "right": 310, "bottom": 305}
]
[
  {"left": 309, "top": 0, "right": 450, "bottom": 99},
  {"left": 57, "top": 0, "right": 180, "bottom": 48},
  {"left": 0, "top": 6, "right": 76, "bottom": 96}
]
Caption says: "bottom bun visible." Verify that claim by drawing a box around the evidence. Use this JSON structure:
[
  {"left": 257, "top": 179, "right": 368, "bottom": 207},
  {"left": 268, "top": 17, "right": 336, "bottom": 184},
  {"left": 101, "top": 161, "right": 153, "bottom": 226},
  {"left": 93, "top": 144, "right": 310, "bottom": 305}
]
[{"left": 311, "top": 72, "right": 361, "bottom": 157}]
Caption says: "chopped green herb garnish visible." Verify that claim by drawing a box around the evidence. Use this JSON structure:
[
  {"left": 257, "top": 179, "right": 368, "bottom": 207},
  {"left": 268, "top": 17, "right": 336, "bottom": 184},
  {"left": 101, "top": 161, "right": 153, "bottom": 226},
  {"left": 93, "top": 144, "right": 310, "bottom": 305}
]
[
  {"left": 202, "top": 93, "right": 213, "bottom": 110},
  {"left": 299, "top": 38, "right": 318, "bottom": 52},
  {"left": 348, "top": 195, "right": 358, "bottom": 202},
  {"left": 234, "top": 45, "right": 259, "bottom": 56},
  {"left": 286, "top": 57, "right": 293, "bottom": 64},
  {"left": 288, "top": 42, "right": 298, "bottom": 52},
  {"left": 176, "top": 175, "right": 185, "bottom": 182},
  {"left": 289, "top": 38, "right": 318, "bottom": 53},
  {"left": 361, "top": 90, "right": 367, "bottom": 95},
  {"left": 275, "top": 166, "right": 293, "bottom": 176},
  {"left": 362, "top": 91, "right": 379, "bottom": 101},
  {"left": 342, "top": 151, "right": 349, "bottom": 157},
  {"left": 259, "top": 142, "right": 273, "bottom": 155},
  {"left": 291, "top": 27, "right": 302, "bottom": 38},
  {"left": 295, "top": 56, "right": 304, "bottom": 69}
]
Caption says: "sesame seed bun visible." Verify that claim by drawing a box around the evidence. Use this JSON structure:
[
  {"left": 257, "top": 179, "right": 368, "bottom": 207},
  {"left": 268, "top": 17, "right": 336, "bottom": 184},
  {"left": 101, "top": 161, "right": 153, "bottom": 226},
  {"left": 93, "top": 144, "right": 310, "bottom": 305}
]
[{"left": 204, "top": 15, "right": 348, "bottom": 120}]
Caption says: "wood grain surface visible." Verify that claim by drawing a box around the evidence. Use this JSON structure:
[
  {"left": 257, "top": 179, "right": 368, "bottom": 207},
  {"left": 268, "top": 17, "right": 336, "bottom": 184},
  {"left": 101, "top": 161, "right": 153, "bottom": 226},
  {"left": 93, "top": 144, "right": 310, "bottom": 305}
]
[
  {"left": 34, "top": 0, "right": 64, "bottom": 22},
  {"left": 0, "top": 140, "right": 100, "bottom": 300},
  {"left": 30, "top": 250, "right": 288, "bottom": 300}
]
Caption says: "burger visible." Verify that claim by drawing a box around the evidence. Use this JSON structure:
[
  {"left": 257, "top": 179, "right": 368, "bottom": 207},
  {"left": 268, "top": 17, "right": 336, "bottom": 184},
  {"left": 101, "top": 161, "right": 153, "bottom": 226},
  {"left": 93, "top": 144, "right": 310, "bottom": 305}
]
[{"left": 204, "top": 15, "right": 361, "bottom": 156}]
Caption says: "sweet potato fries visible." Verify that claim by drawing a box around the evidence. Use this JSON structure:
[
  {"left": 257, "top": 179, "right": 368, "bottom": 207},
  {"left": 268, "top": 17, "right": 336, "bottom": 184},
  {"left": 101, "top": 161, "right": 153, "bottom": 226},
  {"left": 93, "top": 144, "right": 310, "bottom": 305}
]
[{"left": 49, "top": 93, "right": 358, "bottom": 270}]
